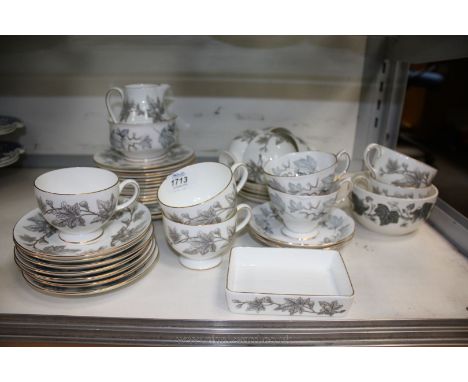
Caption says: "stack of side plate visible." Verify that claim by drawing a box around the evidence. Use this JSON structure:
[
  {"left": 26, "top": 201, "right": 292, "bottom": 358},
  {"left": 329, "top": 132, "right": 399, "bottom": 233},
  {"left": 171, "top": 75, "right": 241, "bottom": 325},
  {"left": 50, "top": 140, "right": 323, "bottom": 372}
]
[
  {"left": 13, "top": 202, "right": 158, "bottom": 296},
  {"left": 0, "top": 115, "right": 24, "bottom": 136},
  {"left": 239, "top": 180, "right": 269, "bottom": 203},
  {"left": 0, "top": 141, "right": 24, "bottom": 168},
  {"left": 93, "top": 145, "right": 196, "bottom": 220}
]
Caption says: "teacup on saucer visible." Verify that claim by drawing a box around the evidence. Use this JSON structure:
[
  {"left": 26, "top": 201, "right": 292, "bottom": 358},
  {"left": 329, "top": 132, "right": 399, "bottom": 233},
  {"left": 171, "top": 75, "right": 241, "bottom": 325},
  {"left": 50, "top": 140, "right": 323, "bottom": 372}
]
[
  {"left": 267, "top": 178, "right": 352, "bottom": 239},
  {"left": 34, "top": 167, "right": 140, "bottom": 243},
  {"left": 249, "top": 202, "right": 355, "bottom": 249}
]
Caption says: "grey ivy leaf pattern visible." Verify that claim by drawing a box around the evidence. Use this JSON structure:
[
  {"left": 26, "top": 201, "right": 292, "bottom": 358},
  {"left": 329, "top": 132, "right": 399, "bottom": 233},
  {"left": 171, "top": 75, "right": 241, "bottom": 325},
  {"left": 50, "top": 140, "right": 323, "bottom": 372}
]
[
  {"left": 351, "top": 192, "right": 434, "bottom": 226},
  {"left": 19, "top": 234, "right": 38, "bottom": 243},
  {"left": 246, "top": 155, "right": 267, "bottom": 184},
  {"left": 168, "top": 226, "right": 232, "bottom": 256},
  {"left": 292, "top": 156, "right": 317, "bottom": 175},
  {"left": 233, "top": 297, "right": 346, "bottom": 316},
  {"left": 158, "top": 122, "right": 177, "bottom": 149},
  {"left": 120, "top": 96, "right": 169, "bottom": 123},
  {"left": 253, "top": 205, "right": 279, "bottom": 235},
  {"left": 287, "top": 200, "right": 324, "bottom": 220},
  {"left": 109, "top": 206, "right": 146, "bottom": 246},
  {"left": 269, "top": 192, "right": 286, "bottom": 215},
  {"left": 91, "top": 194, "right": 116, "bottom": 224},
  {"left": 120, "top": 100, "right": 135, "bottom": 122},
  {"left": 317, "top": 301, "right": 346, "bottom": 316},
  {"left": 40, "top": 245, "right": 81, "bottom": 255},
  {"left": 110, "top": 128, "right": 153, "bottom": 151},
  {"left": 378, "top": 158, "right": 432, "bottom": 187},
  {"left": 168, "top": 187, "right": 236, "bottom": 225},
  {"left": 234, "top": 129, "right": 259, "bottom": 143},
  {"left": 40, "top": 195, "right": 117, "bottom": 229}
]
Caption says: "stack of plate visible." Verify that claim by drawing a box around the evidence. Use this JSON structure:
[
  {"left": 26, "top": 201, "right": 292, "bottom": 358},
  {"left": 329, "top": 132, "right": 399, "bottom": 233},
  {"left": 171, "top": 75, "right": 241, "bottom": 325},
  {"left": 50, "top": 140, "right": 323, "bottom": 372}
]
[
  {"left": 93, "top": 145, "right": 196, "bottom": 220},
  {"left": 239, "top": 180, "right": 269, "bottom": 203},
  {"left": 0, "top": 141, "right": 24, "bottom": 168},
  {"left": 0, "top": 115, "right": 24, "bottom": 136},
  {"left": 13, "top": 202, "right": 158, "bottom": 296}
]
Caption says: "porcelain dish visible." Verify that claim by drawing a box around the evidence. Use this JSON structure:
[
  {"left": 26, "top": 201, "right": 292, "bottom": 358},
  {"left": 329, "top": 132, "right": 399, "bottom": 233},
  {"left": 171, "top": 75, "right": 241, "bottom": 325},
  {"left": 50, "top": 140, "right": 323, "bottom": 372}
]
[
  {"left": 249, "top": 202, "right": 355, "bottom": 249},
  {"left": 226, "top": 247, "right": 354, "bottom": 317}
]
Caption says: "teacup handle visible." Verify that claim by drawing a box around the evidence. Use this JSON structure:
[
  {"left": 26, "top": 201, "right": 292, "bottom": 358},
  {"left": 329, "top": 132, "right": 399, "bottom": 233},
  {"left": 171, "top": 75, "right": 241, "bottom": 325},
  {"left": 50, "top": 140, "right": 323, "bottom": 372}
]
[
  {"left": 363, "top": 143, "right": 382, "bottom": 178},
  {"left": 334, "top": 150, "right": 351, "bottom": 180},
  {"left": 335, "top": 178, "right": 353, "bottom": 204},
  {"left": 105, "top": 87, "right": 124, "bottom": 123},
  {"left": 352, "top": 174, "right": 371, "bottom": 190},
  {"left": 235, "top": 203, "right": 253, "bottom": 232},
  {"left": 115, "top": 179, "right": 140, "bottom": 212},
  {"left": 231, "top": 162, "right": 248, "bottom": 192},
  {"left": 219, "top": 150, "right": 237, "bottom": 167}
]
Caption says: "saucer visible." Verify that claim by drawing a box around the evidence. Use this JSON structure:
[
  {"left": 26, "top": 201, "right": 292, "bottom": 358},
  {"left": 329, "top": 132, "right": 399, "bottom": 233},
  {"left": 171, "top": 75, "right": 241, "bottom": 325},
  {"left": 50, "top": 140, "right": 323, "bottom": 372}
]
[
  {"left": 14, "top": 202, "right": 152, "bottom": 261},
  {"left": 21, "top": 242, "right": 158, "bottom": 296},
  {"left": 249, "top": 202, "right": 355, "bottom": 249},
  {"left": 93, "top": 145, "right": 195, "bottom": 171},
  {"left": 0, "top": 115, "right": 24, "bottom": 136}
]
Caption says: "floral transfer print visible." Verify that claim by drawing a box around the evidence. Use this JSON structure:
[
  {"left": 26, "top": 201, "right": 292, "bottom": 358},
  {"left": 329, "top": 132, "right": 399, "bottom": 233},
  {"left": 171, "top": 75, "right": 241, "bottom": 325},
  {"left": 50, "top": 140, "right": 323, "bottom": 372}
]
[
  {"left": 37, "top": 195, "right": 117, "bottom": 229},
  {"left": 120, "top": 96, "right": 169, "bottom": 123},
  {"left": 268, "top": 174, "right": 335, "bottom": 195},
  {"left": 110, "top": 128, "right": 153, "bottom": 152},
  {"left": 378, "top": 159, "right": 432, "bottom": 187},
  {"left": 232, "top": 296, "right": 346, "bottom": 316},
  {"left": 18, "top": 203, "right": 147, "bottom": 254},
  {"left": 351, "top": 193, "right": 434, "bottom": 226},
  {"left": 158, "top": 122, "right": 177, "bottom": 149},
  {"left": 167, "top": 226, "right": 235, "bottom": 256},
  {"left": 167, "top": 187, "right": 236, "bottom": 225},
  {"left": 270, "top": 155, "right": 318, "bottom": 177},
  {"left": 233, "top": 129, "right": 259, "bottom": 143}
]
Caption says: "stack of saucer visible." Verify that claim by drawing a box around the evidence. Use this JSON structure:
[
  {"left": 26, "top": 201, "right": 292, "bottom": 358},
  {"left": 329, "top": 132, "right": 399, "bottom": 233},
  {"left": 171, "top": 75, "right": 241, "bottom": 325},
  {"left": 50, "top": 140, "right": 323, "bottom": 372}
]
[
  {"left": 93, "top": 145, "right": 195, "bottom": 219},
  {"left": 13, "top": 201, "right": 157, "bottom": 296},
  {"left": 239, "top": 180, "right": 269, "bottom": 203},
  {"left": 249, "top": 150, "right": 355, "bottom": 249}
]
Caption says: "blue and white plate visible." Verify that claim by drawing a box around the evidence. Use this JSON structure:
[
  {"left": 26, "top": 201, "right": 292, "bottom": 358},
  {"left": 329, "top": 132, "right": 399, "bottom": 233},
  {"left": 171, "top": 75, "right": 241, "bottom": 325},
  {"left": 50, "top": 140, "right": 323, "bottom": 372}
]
[
  {"left": 0, "top": 115, "right": 24, "bottom": 136},
  {"left": 249, "top": 202, "right": 355, "bottom": 249},
  {"left": 0, "top": 141, "right": 24, "bottom": 167}
]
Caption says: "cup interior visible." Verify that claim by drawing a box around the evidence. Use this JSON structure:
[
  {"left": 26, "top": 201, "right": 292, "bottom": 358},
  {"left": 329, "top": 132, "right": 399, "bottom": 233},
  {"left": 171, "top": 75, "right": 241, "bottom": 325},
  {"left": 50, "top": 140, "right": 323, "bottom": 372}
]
[
  {"left": 265, "top": 151, "right": 336, "bottom": 176},
  {"left": 35, "top": 167, "right": 118, "bottom": 194},
  {"left": 159, "top": 162, "right": 232, "bottom": 207}
]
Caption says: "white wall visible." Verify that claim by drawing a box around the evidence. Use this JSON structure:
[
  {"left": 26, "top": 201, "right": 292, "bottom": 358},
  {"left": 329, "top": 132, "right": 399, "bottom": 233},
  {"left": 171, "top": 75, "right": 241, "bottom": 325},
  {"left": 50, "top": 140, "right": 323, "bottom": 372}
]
[{"left": 0, "top": 36, "right": 367, "bottom": 158}]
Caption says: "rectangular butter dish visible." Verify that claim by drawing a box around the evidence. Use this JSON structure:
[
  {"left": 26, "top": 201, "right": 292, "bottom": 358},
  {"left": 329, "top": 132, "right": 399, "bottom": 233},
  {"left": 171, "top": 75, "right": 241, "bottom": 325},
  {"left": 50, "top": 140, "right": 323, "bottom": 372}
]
[{"left": 226, "top": 247, "right": 354, "bottom": 317}]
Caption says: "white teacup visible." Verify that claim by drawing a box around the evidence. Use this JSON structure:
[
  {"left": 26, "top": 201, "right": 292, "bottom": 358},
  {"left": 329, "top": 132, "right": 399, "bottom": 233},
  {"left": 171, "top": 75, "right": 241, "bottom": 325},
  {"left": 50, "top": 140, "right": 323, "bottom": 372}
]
[
  {"left": 34, "top": 167, "right": 140, "bottom": 243},
  {"left": 264, "top": 150, "right": 350, "bottom": 195},
  {"left": 268, "top": 178, "right": 352, "bottom": 239},
  {"left": 106, "top": 83, "right": 173, "bottom": 124},
  {"left": 163, "top": 204, "right": 252, "bottom": 270},
  {"left": 109, "top": 118, "right": 178, "bottom": 161},
  {"left": 158, "top": 162, "right": 248, "bottom": 225},
  {"left": 364, "top": 143, "right": 437, "bottom": 188},
  {"left": 353, "top": 173, "right": 433, "bottom": 199}
]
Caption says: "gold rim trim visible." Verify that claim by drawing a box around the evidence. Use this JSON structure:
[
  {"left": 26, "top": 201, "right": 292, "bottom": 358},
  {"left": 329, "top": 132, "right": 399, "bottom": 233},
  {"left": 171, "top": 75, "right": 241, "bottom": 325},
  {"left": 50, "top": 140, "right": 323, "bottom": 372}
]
[
  {"left": 158, "top": 162, "right": 236, "bottom": 209},
  {"left": 225, "top": 247, "right": 355, "bottom": 297},
  {"left": 20, "top": 245, "right": 159, "bottom": 296},
  {"left": 263, "top": 151, "right": 339, "bottom": 178},
  {"left": 34, "top": 167, "right": 120, "bottom": 195}
]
